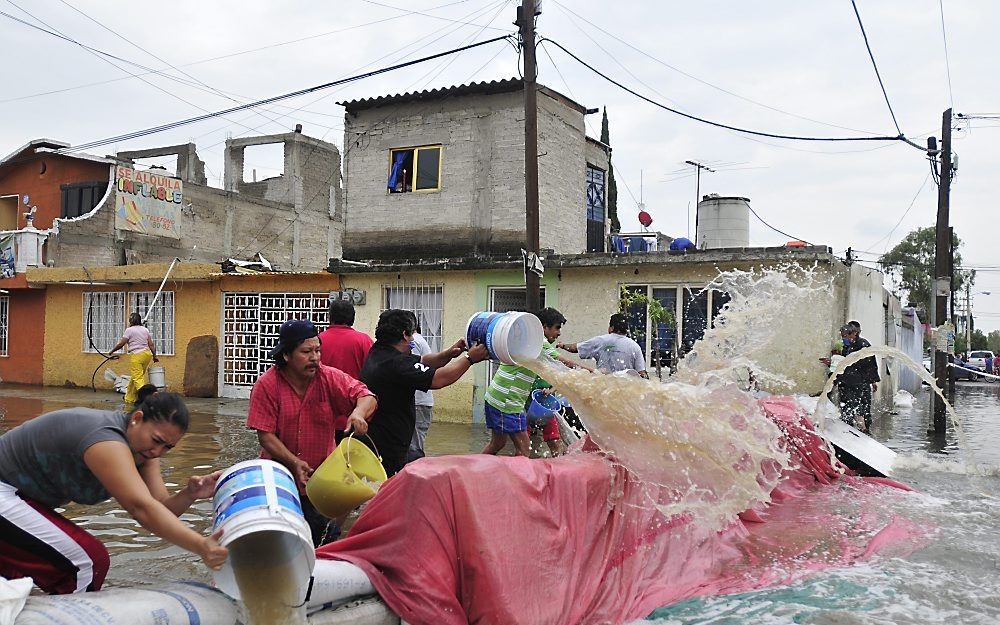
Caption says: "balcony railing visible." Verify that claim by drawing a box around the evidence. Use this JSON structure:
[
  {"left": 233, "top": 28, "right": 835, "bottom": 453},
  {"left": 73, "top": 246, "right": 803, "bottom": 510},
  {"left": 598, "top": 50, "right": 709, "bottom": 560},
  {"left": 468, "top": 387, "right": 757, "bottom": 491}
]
[{"left": 0, "top": 227, "right": 48, "bottom": 278}]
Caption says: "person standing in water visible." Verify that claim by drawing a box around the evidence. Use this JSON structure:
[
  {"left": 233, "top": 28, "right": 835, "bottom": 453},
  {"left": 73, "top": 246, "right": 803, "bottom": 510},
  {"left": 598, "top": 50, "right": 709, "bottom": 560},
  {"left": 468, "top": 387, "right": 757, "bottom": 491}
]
[
  {"left": 557, "top": 313, "right": 648, "bottom": 378},
  {"left": 832, "top": 322, "right": 879, "bottom": 433},
  {"left": 0, "top": 388, "right": 227, "bottom": 594},
  {"left": 108, "top": 312, "right": 158, "bottom": 406}
]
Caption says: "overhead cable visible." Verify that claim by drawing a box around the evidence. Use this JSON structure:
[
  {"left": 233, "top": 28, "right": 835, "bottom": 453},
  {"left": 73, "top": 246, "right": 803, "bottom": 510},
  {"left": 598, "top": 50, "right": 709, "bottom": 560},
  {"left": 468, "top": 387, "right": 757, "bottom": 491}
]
[
  {"left": 746, "top": 204, "right": 812, "bottom": 245},
  {"left": 938, "top": 0, "right": 955, "bottom": 109},
  {"left": 54, "top": 34, "right": 514, "bottom": 154},
  {"left": 540, "top": 38, "right": 907, "bottom": 145},
  {"left": 849, "top": 0, "right": 903, "bottom": 136}
]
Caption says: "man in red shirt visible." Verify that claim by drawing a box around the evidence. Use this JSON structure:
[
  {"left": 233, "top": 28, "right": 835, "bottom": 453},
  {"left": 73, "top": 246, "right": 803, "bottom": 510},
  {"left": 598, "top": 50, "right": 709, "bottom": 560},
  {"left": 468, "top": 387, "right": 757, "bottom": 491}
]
[
  {"left": 319, "top": 300, "right": 374, "bottom": 379},
  {"left": 247, "top": 319, "right": 377, "bottom": 546}
]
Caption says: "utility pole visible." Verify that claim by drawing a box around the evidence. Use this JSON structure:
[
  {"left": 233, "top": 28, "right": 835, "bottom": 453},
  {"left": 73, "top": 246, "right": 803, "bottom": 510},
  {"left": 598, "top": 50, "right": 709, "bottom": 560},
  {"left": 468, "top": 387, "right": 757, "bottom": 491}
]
[
  {"left": 684, "top": 160, "right": 715, "bottom": 245},
  {"left": 932, "top": 108, "right": 953, "bottom": 433},
  {"left": 965, "top": 281, "right": 972, "bottom": 356},
  {"left": 520, "top": 0, "right": 541, "bottom": 313}
]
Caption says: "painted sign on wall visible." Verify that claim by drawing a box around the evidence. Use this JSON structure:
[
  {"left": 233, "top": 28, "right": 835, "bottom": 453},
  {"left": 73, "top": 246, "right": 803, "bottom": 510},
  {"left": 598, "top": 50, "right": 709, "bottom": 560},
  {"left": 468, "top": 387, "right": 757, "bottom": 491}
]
[{"left": 114, "top": 166, "right": 182, "bottom": 238}]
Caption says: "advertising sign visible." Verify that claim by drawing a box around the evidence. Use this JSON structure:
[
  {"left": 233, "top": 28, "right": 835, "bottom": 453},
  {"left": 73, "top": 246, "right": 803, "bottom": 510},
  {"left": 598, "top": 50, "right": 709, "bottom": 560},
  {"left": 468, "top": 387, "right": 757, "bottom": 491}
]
[
  {"left": 0, "top": 234, "right": 14, "bottom": 278},
  {"left": 114, "top": 166, "right": 182, "bottom": 238}
]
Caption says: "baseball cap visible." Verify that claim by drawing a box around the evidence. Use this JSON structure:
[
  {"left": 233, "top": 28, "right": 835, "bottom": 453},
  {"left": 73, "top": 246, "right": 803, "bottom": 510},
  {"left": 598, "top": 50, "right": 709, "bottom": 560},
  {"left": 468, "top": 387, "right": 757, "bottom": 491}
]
[{"left": 269, "top": 319, "right": 319, "bottom": 358}]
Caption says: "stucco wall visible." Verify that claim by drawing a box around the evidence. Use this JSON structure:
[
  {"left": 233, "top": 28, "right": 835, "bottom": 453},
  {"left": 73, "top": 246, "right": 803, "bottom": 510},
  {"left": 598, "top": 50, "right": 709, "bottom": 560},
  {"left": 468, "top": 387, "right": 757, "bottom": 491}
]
[
  {"left": 42, "top": 281, "right": 221, "bottom": 391},
  {"left": 0, "top": 155, "right": 109, "bottom": 231},
  {"left": 0, "top": 289, "right": 45, "bottom": 384}
]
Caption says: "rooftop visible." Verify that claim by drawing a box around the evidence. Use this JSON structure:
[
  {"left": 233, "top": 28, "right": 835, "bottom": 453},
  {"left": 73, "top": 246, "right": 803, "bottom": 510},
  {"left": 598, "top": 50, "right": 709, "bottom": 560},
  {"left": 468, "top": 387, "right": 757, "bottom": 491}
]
[{"left": 339, "top": 77, "right": 587, "bottom": 114}]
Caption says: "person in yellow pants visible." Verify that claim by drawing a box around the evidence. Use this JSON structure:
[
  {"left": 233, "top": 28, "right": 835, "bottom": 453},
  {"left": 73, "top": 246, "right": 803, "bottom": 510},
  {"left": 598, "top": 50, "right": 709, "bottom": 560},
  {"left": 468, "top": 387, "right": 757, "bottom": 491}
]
[{"left": 109, "top": 312, "right": 159, "bottom": 406}]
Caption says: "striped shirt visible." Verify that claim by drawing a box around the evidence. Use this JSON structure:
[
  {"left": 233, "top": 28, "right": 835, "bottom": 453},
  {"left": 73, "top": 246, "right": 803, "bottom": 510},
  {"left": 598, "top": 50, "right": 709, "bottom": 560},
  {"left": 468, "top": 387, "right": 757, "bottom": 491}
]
[{"left": 484, "top": 341, "right": 557, "bottom": 415}]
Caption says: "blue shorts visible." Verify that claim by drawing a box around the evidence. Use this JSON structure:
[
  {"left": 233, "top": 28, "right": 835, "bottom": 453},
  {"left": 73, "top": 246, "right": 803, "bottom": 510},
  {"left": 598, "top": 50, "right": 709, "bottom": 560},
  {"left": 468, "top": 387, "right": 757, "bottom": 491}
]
[{"left": 484, "top": 402, "right": 527, "bottom": 434}]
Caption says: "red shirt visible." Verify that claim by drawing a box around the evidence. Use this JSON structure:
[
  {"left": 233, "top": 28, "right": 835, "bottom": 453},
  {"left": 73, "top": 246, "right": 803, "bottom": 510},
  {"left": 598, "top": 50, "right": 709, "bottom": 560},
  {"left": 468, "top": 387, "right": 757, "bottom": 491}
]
[
  {"left": 246, "top": 364, "right": 375, "bottom": 470},
  {"left": 318, "top": 325, "right": 375, "bottom": 379}
]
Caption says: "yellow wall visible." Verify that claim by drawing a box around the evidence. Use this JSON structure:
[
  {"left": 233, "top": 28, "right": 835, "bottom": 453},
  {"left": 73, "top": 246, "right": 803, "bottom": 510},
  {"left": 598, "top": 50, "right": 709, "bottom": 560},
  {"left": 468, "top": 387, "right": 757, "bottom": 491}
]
[
  {"left": 42, "top": 272, "right": 342, "bottom": 393},
  {"left": 43, "top": 281, "right": 221, "bottom": 391},
  {"left": 340, "top": 271, "right": 478, "bottom": 423}
]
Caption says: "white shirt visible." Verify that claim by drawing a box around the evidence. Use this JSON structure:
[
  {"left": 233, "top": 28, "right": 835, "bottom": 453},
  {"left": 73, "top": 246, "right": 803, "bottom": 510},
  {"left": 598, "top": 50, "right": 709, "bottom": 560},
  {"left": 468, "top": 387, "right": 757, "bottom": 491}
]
[
  {"left": 411, "top": 332, "right": 434, "bottom": 406},
  {"left": 577, "top": 333, "right": 647, "bottom": 374}
]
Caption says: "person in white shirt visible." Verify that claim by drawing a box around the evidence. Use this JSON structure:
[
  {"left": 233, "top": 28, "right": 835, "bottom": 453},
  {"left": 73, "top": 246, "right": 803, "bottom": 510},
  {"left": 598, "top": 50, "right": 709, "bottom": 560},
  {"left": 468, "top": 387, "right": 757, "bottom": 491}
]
[
  {"left": 557, "top": 313, "right": 648, "bottom": 378},
  {"left": 406, "top": 317, "right": 435, "bottom": 464}
]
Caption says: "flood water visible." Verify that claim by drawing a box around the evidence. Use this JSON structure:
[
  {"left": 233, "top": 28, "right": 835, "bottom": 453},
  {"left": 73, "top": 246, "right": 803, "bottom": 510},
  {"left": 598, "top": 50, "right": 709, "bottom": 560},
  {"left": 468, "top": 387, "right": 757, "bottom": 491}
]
[{"left": 2, "top": 381, "right": 999, "bottom": 623}]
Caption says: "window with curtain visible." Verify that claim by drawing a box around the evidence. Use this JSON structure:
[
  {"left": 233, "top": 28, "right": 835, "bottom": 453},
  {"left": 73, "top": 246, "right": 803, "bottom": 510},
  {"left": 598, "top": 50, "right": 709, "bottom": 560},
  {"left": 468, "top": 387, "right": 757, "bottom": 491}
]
[
  {"left": 382, "top": 284, "right": 444, "bottom": 351},
  {"left": 0, "top": 295, "right": 8, "bottom": 356},
  {"left": 82, "top": 292, "right": 126, "bottom": 353},
  {"left": 130, "top": 291, "right": 176, "bottom": 355},
  {"left": 387, "top": 145, "right": 442, "bottom": 193}
]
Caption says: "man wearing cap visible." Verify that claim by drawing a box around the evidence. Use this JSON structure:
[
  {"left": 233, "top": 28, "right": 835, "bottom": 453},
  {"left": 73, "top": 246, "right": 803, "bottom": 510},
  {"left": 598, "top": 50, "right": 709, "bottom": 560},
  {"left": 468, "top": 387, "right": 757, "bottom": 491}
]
[
  {"left": 557, "top": 313, "right": 648, "bottom": 378},
  {"left": 360, "top": 309, "right": 489, "bottom": 477},
  {"left": 830, "top": 322, "right": 879, "bottom": 433},
  {"left": 247, "top": 319, "right": 378, "bottom": 546}
]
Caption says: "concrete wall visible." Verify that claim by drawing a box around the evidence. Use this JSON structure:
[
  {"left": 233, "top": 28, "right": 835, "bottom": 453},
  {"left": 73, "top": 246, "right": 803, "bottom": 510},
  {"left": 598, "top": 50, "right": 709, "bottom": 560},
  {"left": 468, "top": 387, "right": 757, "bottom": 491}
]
[
  {"left": 0, "top": 154, "right": 109, "bottom": 231},
  {"left": 0, "top": 289, "right": 45, "bottom": 385},
  {"left": 342, "top": 88, "right": 592, "bottom": 260},
  {"left": 42, "top": 281, "right": 220, "bottom": 391}
]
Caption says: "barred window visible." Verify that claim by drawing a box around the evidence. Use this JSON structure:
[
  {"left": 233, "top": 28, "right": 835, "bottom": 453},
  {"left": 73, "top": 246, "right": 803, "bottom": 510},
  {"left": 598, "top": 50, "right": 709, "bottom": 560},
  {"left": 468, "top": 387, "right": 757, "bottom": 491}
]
[
  {"left": 0, "top": 295, "right": 8, "bottom": 356},
  {"left": 130, "top": 291, "right": 175, "bottom": 356},
  {"left": 382, "top": 283, "right": 444, "bottom": 351},
  {"left": 82, "top": 292, "right": 126, "bottom": 353}
]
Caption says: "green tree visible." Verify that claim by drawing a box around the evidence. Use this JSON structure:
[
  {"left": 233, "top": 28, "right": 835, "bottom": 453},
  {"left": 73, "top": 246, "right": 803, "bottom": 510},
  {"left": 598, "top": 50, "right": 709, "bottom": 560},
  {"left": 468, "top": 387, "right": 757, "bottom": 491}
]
[
  {"left": 619, "top": 287, "right": 674, "bottom": 379},
  {"left": 987, "top": 330, "right": 1000, "bottom": 353},
  {"left": 879, "top": 226, "right": 971, "bottom": 313},
  {"left": 971, "top": 329, "right": 989, "bottom": 350},
  {"left": 601, "top": 108, "right": 620, "bottom": 233}
]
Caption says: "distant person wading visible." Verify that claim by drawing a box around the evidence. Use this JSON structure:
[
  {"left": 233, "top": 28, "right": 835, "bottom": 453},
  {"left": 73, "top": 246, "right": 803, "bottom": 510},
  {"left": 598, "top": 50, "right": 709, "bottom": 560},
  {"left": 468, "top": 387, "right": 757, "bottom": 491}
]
[{"left": 108, "top": 312, "right": 158, "bottom": 406}]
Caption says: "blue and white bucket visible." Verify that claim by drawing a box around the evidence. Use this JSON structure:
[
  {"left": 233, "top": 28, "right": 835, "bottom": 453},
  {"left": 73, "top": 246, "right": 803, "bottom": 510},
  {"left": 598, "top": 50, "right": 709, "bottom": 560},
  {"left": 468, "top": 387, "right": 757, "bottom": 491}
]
[
  {"left": 211, "top": 459, "right": 314, "bottom": 602},
  {"left": 465, "top": 311, "right": 544, "bottom": 365},
  {"left": 527, "top": 389, "right": 561, "bottom": 426}
]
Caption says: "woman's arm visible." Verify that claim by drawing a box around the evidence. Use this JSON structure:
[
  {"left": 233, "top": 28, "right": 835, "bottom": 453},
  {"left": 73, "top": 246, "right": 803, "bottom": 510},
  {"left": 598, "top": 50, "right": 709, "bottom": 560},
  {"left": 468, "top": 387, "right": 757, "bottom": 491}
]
[
  {"left": 146, "top": 335, "right": 159, "bottom": 362},
  {"left": 84, "top": 441, "right": 227, "bottom": 569},
  {"left": 137, "top": 459, "right": 219, "bottom": 517},
  {"left": 109, "top": 338, "right": 128, "bottom": 354}
]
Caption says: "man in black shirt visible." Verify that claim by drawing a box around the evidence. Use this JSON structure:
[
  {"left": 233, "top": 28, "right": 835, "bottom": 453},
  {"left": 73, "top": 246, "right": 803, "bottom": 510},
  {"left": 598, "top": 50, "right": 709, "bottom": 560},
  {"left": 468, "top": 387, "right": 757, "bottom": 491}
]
[
  {"left": 360, "top": 309, "right": 489, "bottom": 476},
  {"left": 834, "top": 322, "right": 880, "bottom": 433}
]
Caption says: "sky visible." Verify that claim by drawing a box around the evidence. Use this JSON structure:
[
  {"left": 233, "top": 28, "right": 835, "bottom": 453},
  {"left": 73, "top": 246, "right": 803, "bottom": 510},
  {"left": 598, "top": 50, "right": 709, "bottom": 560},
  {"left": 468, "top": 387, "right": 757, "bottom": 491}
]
[{"left": 2, "top": 0, "right": 999, "bottom": 332}]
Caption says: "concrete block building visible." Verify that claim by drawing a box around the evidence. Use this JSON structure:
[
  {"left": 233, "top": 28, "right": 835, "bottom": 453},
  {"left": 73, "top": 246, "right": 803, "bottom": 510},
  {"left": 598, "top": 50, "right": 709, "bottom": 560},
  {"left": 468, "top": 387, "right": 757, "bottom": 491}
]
[{"left": 339, "top": 79, "right": 611, "bottom": 260}]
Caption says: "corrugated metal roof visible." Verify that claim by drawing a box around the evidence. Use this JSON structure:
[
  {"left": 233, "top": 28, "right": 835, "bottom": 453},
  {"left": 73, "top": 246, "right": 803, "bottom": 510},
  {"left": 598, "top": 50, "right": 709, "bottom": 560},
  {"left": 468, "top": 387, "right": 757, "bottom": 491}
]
[
  {"left": 339, "top": 78, "right": 587, "bottom": 114},
  {"left": 339, "top": 78, "right": 523, "bottom": 112}
]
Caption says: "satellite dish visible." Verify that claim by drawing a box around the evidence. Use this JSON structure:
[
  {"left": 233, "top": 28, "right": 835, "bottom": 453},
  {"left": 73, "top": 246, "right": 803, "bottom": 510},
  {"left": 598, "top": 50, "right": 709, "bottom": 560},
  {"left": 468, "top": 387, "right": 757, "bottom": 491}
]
[{"left": 638, "top": 210, "right": 653, "bottom": 228}]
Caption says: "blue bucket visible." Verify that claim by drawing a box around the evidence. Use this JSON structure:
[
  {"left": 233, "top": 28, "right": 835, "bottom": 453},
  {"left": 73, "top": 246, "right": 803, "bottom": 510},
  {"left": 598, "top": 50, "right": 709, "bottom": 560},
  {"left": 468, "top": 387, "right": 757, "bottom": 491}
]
[
  {"left": 527, "top": 389, "right": 561, "bottom": 425},
  {"left": 465, "top": 311, "right": 545, "bottom": 365}
]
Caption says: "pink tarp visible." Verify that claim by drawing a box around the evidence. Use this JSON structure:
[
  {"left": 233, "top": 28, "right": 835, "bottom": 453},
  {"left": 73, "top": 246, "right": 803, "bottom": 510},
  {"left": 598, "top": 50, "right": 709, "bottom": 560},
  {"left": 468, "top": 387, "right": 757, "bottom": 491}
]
[{"left": 317, "top": 396, "right": 924, "bottom": 625}]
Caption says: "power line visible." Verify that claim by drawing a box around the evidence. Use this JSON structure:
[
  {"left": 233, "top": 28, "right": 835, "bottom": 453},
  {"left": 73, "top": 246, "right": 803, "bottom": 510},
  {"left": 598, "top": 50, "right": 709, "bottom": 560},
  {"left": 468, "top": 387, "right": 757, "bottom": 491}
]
[
  {"left": 746, "top": 204, "right": 812, "bottom": 245},
  {"left": 865, "top": 171, "right": 933, "bottom": 253},
  {"left": 55, "top": 35, "right": 514, "bottom": 154},
  {"left": 548, "top": 0, "right": 883, "bottom": 136},
  {"left": 849, "top": 0, "right": 903, "bottom": 136},
  {"left": 540, "top": 37, "right": 907, "bottom": 145},
  {"left": 938, "top": 0, "right": 955, "bottom": 109}
]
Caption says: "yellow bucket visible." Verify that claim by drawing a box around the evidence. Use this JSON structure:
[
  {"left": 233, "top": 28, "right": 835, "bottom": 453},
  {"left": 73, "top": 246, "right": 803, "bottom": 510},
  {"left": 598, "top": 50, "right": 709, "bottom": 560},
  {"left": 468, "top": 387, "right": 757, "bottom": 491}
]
[{"left": 306, "top": 434, "right": 387, "bottom": 519}]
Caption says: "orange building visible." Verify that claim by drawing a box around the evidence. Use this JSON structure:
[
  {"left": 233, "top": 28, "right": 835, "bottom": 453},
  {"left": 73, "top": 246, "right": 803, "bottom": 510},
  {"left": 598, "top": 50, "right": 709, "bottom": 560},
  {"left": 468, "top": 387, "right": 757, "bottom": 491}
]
[{"left": 0, "top": 139, "right": 113, "bottom": 384}]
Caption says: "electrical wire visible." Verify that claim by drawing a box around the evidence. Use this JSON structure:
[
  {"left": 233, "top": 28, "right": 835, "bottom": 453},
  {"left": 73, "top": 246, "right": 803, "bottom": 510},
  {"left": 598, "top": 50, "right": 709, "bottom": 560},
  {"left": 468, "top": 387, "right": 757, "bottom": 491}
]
[
  {"left": 548, "top": 0, "right": 882, "bottom": 136},
  {"left": 25, "top": 34, "right": 513, "bottom": 156},
  {"left": 540, "top": 37, "right": 906, "bottom": 145},
  {"left": 746, "top": 204, "right": 812, "bottom": 245},
  {"left": 865, "top": 171, "right": 933, "bottom": 253},
  {"left": 938, "top": 0, "right": 955, "bottom": 109},
  {"left": 849, "top": 0, "right": 903, "bottom": 136}
]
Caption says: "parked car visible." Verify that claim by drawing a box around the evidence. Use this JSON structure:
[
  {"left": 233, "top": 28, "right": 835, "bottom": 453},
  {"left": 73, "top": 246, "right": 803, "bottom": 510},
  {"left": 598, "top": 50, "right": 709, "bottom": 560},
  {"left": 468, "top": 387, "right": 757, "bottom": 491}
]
[
  {"left": 952, "top": 357, "right": 982, "bottom": 381},
  {"left": 967, "top": 350, "right": 995, "bottom": 372}
]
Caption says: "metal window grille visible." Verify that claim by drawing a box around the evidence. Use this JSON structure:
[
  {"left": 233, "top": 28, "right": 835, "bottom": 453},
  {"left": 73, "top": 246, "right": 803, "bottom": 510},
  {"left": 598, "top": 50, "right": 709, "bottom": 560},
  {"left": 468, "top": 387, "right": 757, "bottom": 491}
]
[
  {"left": 82, "top": 292, "right": 126, "bottom": 353},
  {"left": 586, "top": 166, "right": 606, "bottom": 252},
  {"left": 222, "top": 292, "right": 331, "bottom": 391},
  {"left": 381, "top": 283, "right": 444, "bottom": 351},
  {"left": 129, "top": 292, "right": 175, "bottom": 355},
  {"left": 0, "top": 295, "right": 8, "bottom": 356}
]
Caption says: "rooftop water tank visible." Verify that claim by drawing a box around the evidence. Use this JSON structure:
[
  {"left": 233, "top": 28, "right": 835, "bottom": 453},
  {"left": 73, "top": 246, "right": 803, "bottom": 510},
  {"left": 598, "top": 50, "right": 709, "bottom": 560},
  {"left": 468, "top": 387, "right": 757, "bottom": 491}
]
[{"left": 696, "top": 195, "right": 750, "bottom": 249}]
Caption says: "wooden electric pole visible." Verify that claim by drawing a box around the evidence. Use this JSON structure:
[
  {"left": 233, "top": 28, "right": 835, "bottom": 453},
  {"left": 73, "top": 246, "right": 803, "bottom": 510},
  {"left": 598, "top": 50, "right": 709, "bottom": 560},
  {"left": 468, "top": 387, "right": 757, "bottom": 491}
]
[
  {"left": 520, "top": 0, "right": 541, "bottom": 313},
  {"left": 932, "top": 108, "right": 953, "bottom": 432}
]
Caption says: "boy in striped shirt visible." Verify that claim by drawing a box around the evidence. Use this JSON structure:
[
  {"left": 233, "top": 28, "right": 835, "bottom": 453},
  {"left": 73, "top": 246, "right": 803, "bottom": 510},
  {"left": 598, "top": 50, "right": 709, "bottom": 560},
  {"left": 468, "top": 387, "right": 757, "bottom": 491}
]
[{"left": 481, "top": 308, "right": 587, "bottom": 456}]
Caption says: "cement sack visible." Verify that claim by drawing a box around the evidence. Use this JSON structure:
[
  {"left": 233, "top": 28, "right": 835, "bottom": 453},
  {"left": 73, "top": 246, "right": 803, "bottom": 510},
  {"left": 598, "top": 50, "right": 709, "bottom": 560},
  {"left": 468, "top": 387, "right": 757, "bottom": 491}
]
[{"left": 14, "top": 582, "right": 237, "bottom": 625}]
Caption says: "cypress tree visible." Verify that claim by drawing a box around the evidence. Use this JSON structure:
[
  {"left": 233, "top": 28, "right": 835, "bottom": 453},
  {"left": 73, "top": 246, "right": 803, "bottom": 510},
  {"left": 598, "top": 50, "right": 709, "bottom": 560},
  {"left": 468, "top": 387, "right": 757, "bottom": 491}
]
[{"left": 601, "top": 107, "right": 620, "bottom": 233}]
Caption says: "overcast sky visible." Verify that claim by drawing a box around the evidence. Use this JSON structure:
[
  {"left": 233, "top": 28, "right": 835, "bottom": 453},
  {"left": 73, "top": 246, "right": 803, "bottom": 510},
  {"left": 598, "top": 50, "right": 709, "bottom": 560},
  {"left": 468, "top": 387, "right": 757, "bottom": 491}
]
[{"left": 3, "top": 0, "right": 998, "bottom": 332}]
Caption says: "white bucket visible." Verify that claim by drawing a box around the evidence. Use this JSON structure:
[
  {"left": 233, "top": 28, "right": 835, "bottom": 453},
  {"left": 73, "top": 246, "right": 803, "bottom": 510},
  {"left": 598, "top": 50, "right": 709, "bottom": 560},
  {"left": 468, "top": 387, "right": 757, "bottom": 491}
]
[
  {"left": 147, "top": 366, "right": 166, "bottom": 389},
  {"left": 211, "top": 459, "right": 314, "bottom": 603},
  {"left": 465, "top": 311, "right": 544, "bottom": 365}
]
